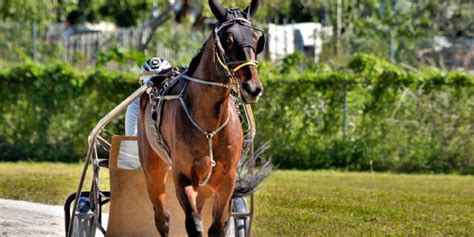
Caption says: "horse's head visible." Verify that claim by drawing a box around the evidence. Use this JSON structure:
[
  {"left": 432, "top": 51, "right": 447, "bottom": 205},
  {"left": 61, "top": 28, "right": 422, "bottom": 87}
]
[{"left": 209, "top": 0, "right": 264, "bottom": 104}]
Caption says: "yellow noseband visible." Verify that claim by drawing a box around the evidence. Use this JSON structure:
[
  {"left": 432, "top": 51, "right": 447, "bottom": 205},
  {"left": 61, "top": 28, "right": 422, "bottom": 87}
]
[{"left": 215, "top": 52, "right": 258, "bottom": 75}]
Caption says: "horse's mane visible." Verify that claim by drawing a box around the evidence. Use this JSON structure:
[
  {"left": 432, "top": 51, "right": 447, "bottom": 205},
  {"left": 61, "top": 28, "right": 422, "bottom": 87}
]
[{"left": 186, "top": 41, "right": 206, "bottom": 76}]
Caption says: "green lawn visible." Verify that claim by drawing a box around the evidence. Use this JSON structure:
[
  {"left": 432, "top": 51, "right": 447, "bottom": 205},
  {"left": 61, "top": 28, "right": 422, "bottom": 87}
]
[
  {"left": 0, "top": 162, "right": 110, "bottom": 205},
  {"left": 1, "top": 162, "right": 473, "bottom": 236}
]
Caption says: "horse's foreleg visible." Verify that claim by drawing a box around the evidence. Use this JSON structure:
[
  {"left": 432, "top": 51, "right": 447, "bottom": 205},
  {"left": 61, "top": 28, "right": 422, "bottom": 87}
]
[
  {"left": 175, "top": 173, "right": 204, "bottom": 237},
  {"left": 196, "top": 187, "right": 213, "bottom": 214},
  {"left": 208, "top": 170, "right": 237, "bottom": 237}
]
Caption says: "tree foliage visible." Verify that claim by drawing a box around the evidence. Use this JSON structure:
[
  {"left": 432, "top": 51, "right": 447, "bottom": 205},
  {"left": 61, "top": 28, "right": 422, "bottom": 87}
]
[
  {"left": 0, "top": 0, "right": 58, "bottom": 23},
  {"left": 1, "top": 0, "right": 472, "bottom": 61}
]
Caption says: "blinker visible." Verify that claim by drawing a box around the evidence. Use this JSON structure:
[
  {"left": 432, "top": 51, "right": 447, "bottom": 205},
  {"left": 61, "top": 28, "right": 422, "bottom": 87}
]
[
  {"left": 220, "top": 23, "right": 265, "bottom": 55},
  {"left": 255, "top": 29, "right": 265, "bottom": 54}
]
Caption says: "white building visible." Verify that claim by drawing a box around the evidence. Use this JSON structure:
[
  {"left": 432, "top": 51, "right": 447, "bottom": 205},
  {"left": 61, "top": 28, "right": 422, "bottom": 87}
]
[{"left": 267, "top": 22, "right": 332, "bottom": 62}]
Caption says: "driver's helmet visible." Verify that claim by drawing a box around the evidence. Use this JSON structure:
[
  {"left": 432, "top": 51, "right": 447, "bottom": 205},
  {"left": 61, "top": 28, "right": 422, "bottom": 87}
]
[{"left": 140, "top": 57, "right": 172, "bottom": 85}]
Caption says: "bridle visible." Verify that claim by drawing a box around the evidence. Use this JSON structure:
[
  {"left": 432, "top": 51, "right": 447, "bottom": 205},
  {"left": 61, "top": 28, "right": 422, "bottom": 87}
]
[
  {"left": 214, "top": 17, "right": 260, "bottom": 77},
  {"left": 182, "top": 17, "right": 264, "bottom": 91}
]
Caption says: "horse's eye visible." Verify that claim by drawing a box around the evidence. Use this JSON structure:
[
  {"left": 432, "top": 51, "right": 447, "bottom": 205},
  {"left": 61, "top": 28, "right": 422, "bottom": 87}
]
[{"left": 224, "top": 33, "right": 234, "bottom": 49}]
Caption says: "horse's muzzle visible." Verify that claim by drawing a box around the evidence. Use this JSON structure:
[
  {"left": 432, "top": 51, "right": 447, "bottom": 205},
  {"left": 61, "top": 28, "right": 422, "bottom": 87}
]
[{"left": 241, "top": 81, "right": 263, "bottom": 104}]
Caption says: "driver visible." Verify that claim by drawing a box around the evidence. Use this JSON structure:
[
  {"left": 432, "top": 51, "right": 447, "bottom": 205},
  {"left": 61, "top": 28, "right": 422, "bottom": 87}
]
[{"left": 125, "top": 57, "right": 171, "bottom": 136}]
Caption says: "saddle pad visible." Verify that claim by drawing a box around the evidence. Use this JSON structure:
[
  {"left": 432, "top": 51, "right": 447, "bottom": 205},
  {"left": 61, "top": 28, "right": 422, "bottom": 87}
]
[{"left": 144, "top": 102, "right": 170, "bottom": 162}]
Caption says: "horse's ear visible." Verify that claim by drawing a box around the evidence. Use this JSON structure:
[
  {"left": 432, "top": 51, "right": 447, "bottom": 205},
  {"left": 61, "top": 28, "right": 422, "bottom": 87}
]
[
  {"left": 209, "top": 0, "right": 226, "bottom": 22},
  {"left": 256, "top": 33, "right": 265, "bottom": 54},
  {"left": 244, "top": 0, "right": 260, "bottom": 19}
]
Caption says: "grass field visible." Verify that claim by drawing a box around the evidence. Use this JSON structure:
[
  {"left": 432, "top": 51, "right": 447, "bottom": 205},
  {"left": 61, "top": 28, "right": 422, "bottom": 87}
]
[{"left": 1, "top": 162, "right": 473, "bottom": 236}]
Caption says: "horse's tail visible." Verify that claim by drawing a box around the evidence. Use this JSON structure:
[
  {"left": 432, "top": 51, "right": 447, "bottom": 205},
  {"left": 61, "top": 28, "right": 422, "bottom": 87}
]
[{"left": 233, "top": 143, "right": 273, "bottom": 197}]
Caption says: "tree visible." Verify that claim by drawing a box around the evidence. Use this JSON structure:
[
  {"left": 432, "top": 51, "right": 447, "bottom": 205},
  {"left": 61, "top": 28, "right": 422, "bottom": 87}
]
[
  {"left": 340, "top": 0, "right": 436, "bottom": 62},
  {"left": 137, "top": 2, "right": 174, "bottom": 51},
  {"left": 0, "top": 0, "right": 57, "bottom": 23}
]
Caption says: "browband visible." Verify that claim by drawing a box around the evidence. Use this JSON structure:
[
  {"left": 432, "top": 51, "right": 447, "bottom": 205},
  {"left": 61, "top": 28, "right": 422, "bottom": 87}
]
[{"left": 214, "top": 17, "right": 252, "bottom": 33}]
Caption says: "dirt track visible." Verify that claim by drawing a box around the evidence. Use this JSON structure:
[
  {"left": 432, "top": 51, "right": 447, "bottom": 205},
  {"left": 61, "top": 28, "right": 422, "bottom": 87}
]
[
  {"left": 0, "top": 199, "right": 110, "bottom": 237},
  {"left": 0, "top": 199, "right": 64, "bottom": 236}
]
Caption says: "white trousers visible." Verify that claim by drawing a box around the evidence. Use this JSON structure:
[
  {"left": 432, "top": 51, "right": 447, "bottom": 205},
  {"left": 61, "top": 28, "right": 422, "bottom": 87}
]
[{"left": 125, "top": 98, "right": 140, "bottom": 136}]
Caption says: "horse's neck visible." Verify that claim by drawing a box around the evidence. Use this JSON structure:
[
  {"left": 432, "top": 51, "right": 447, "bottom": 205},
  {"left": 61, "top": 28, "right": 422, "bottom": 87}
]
[{"left": 185, "top": 36, "right": 232, "bottom": 130}]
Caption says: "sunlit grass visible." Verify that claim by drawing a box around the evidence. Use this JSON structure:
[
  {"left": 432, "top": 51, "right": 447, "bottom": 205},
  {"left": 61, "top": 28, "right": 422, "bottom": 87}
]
[
  {"left": 0, "top": 162, "right": 109, "bottom": 205},
  {"left": 0, "top": 163, "right": 473, "bottom": 235},
  {"left": 254, "top": 170, "right": 474, "bottom": 236}
]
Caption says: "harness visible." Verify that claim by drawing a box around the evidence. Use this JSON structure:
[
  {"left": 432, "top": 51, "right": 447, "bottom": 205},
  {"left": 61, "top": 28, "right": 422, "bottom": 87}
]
[{"left": 146, "top": 17, "right": 263, "bottom": 185}]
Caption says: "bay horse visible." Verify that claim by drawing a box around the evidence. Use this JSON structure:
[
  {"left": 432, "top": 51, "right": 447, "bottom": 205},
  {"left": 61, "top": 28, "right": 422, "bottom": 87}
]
[{"left": 137, "top": 0, "right": 265, "bottom": 236}]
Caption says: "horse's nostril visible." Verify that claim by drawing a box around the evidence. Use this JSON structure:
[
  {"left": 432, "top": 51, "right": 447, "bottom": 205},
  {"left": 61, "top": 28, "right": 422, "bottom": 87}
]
[
  {"left": 242, "top": 83, "right": 252, "bottom": 93},
  {"left": 242, "top": 82, "right": 263, "bottom": 97}
]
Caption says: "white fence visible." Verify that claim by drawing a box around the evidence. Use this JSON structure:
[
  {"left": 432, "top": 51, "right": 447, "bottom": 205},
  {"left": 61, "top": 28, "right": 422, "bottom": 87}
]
[
  {"left": 53, "top": 22, "right": 334, "bottom": 65},
  {"left": 50, "top": 24, "right": 174, "bottom": 65}
]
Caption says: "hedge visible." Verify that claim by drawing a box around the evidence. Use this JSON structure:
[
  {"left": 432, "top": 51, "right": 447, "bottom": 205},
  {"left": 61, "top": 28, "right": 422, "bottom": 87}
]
[
  {"left": 0, "top": 63, "right": 138, "bottom": 162},
  {"left": 1, "top": 54, "right": 473, "bottom": 174}
]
